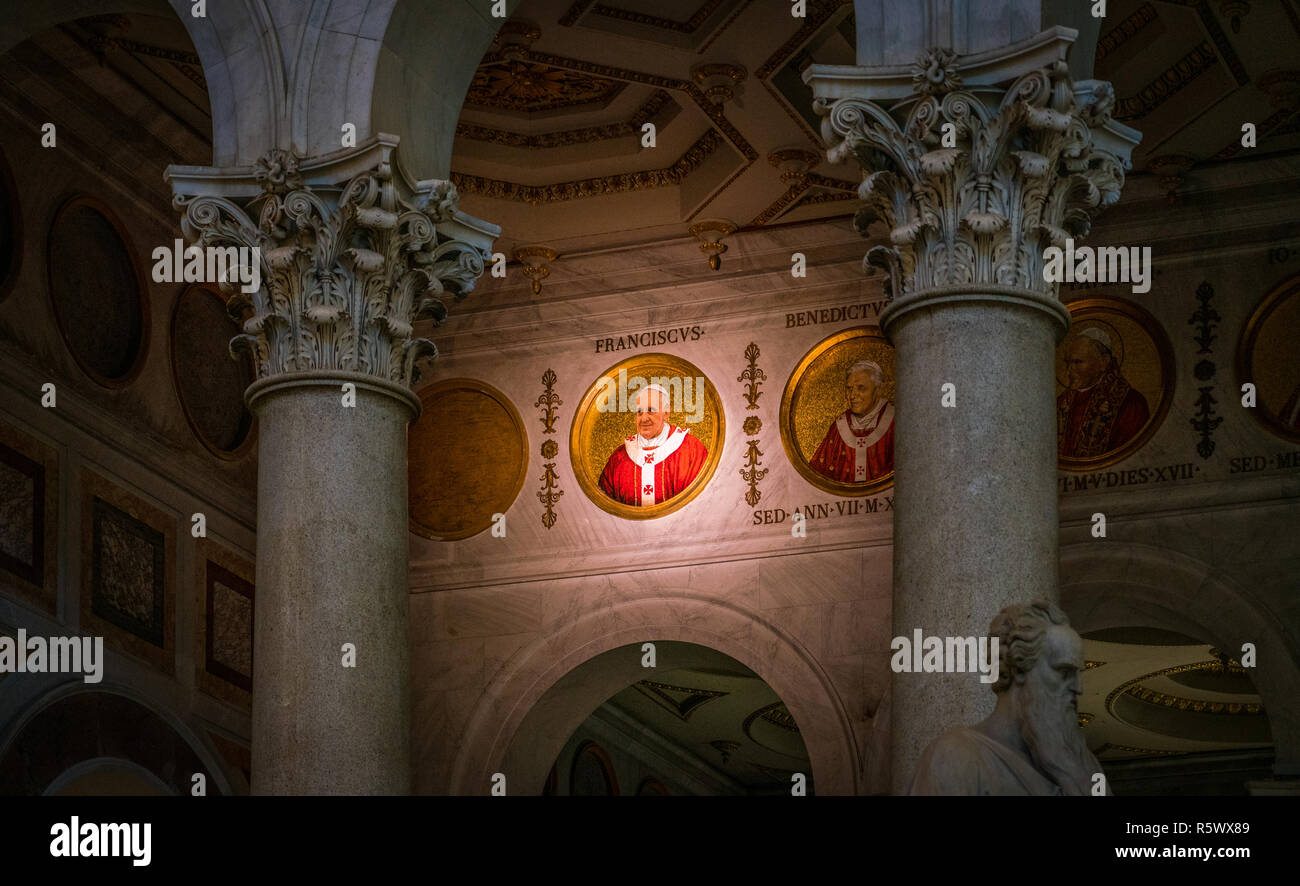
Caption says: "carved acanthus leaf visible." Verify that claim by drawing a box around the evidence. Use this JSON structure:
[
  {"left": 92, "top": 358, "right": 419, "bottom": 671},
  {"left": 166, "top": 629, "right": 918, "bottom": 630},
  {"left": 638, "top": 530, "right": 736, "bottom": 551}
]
[
  {"left": 823, "top": 59, "right": 1129, "bottom": 302},
  {"left": 174, "top": 155, "right": 489, "bottom": 387}
]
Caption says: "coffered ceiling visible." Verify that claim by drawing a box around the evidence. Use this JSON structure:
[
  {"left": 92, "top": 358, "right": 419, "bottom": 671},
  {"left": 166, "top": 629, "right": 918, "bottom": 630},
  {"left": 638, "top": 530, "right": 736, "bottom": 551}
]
[
  {"left": 1080, "top": 631, "right": 1272, "bottom": 761},
  {"left": 590, "top": 656, "right": 814, "bottom": 793},
  {"left": 450, "top": 0, "right": 1300, "bottom": 260},
  {"left": 449, "top": 0, "right": 863, "bottom": 255},
  {"left": 15, "top": 0, "right": 1299, "bottom": 264},
  {"left": 1096, "top": 0, "right": 1300, "bottom": 180}
]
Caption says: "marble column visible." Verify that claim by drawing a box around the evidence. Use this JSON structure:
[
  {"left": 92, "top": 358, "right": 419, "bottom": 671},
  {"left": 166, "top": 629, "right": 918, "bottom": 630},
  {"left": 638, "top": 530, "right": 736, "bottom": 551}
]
[
  {"left": 809, "top": 33, "right": 1139, "bottom": 791},
  {"left": 166, "top": 138, "right": 497, "bottom": 794}
]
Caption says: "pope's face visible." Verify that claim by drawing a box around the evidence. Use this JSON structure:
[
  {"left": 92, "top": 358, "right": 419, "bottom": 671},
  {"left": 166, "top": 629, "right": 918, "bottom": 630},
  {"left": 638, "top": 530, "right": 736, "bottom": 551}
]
[
  {"left": 635, "top": 389, "right": 669, "bottom": 439},
  {"left": 1063, "top": 338, "right": 1106, "bottom": 390},
  {"left": 845, "top": 370, "right": 878, "bottom": 417}
]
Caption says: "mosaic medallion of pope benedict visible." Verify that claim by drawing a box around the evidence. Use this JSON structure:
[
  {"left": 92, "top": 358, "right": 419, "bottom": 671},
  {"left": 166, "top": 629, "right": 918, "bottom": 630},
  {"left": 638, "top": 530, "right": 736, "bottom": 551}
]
[
  {"left": 571, "top": 354, "right": 725, "bottom": 519},
  {"left": 780, "top": 327, "right": 896, "bottom": 497}
]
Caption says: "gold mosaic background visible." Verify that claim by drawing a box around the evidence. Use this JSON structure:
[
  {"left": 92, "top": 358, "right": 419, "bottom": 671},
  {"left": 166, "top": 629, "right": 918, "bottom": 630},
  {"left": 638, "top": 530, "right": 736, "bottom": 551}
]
[
  {"left": 789, "top": 337, "right": 896, "bottom": 462},
  {"left": 1055, "top": 304, "right": 1168, "bottom": 423},
  {"left": 571, "top": 354, "right": 724, "bottom": 519},
  {"left": 409, "top": 380, "right": 528, "bottom": 540},
  {"left": 1246, "top": 283, "right": 1300, "bottom": 428},
  {"left": 585, "top": 360, "right": 720, "bottom": 476}
]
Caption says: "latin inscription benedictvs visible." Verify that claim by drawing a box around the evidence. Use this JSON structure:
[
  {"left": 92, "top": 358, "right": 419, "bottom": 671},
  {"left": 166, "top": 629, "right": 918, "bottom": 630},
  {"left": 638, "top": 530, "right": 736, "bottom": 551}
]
[{"left": 785, "top": 300, "right": 885, "bottom": 328}]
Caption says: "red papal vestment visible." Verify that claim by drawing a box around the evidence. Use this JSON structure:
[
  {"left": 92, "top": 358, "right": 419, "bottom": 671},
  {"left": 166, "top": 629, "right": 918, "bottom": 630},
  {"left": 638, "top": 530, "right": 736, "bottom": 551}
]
[
  {"left": 1056, "top": 368, "right": 1150, "bottom": 459},
  {"left": 599, "top": 425, "right": 709, "bottom": 507},
  {"left": 809, "top": 402, "right": 894, "bottom": 483}
]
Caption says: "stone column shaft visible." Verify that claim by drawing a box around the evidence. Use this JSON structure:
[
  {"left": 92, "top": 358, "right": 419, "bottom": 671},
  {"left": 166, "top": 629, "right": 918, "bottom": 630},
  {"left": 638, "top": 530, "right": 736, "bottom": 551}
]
[
  {"left": 249, "top": 374, "right": 415, "bottom": 793},
  {"left": 166, "top": 137, "right": 496, "bottom": 794},
  {"left": 888, "top": 294, "right": 1061, "bottom": 787},
  {"left": 812, "top": 40, "right": 1139, "bottom": 792}
]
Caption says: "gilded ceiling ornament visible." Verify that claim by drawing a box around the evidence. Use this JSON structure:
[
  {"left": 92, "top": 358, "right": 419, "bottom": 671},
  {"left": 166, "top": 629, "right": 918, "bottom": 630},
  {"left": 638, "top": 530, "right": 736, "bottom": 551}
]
[
  {"left": 1219, "top": 1, "right": 1249, "bottom": 34},
  {"left": 494, "top": 19, "right": 541, "bottom": 60},
  {"left": 515, "top": 246, "right": 558, "bottom": 295},
  {"left": 467, "top": 60, "right": 621, "bottom": 112},
  {"left": 688, "top": 219, "right": 737, "bottom": 270},
  {"left": 708, "top": 739, "right": 740, "bottom": 764},
  {"left": 691, "top": 62, "right": 747, "bottom": 106},
  {"left": 767, "top": 147, "right": 822, "bottom": 184},
  {"left": 1259, "top": 69, "right": 1300, "bottom": 112}
]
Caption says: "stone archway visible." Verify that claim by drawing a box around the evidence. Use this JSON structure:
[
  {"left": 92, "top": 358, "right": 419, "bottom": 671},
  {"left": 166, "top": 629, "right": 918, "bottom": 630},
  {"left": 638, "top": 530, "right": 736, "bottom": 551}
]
[
  {"left": 0, "top": 683, "right": 235, "bottom": 795},
  {"left": 0, "top": 0, "right": 522, "bottom": 172},
  {"left": 162, "top": 0, "right": 520, "bottom": 174},
  {"left": 449, "top": 593, "right": 861, "bottom": 796},
  {"left": 1061, "top": 541, "right": 1300, "bottom": 776}
]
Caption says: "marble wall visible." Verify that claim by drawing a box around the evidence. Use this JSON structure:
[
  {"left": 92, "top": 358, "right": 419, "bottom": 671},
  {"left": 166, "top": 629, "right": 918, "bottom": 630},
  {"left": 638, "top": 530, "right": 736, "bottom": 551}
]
[{"left": 410, "top": 153, "right": 1300, "bottom": 794}]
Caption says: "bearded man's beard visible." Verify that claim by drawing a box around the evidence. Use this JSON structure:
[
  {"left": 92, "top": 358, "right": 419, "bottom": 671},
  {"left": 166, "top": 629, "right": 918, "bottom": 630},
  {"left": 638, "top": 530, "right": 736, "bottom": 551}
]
[{"left": 1013, "top": 678, "right": 1104, "bottom": 796}]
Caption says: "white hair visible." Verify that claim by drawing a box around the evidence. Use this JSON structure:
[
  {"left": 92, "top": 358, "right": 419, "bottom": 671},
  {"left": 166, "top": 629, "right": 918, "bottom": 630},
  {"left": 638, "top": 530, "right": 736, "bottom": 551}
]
[{"left": 845, "top": 360, "right": 883, "bottom": 385}]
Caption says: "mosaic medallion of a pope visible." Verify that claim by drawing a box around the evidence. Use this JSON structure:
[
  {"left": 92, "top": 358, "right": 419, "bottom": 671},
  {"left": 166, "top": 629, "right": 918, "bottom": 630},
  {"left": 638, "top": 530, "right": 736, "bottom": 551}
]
[
  {"left": 571, "top": 354, "right": 725, "bottom": 520},
  {"left": 1238, "top": 273, "right": 1300, "bottom": 444},
  {"left": 1056, "top": 297, "right": 1173, "bottom": 470},
  {"left": 780, "top": 328, "right": 895, "bottom": 497}
]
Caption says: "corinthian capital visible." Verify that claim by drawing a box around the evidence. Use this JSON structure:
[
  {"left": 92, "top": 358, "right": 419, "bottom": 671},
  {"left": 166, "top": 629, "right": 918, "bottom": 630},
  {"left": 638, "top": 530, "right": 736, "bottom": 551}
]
[
  {"left": 814, "top": 52, "right": 1139, "bottom": 312},
  {"left": 166, "top": 136, "right": 498, "bottom": 388}
]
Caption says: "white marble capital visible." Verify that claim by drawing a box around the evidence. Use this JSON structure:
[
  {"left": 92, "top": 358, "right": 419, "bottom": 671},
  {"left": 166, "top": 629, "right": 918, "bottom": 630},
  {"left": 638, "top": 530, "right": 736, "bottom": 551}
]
[
  {"left": 808, "top": 31, "right": 1140, "bottom": 335},
  {"left": 164, "top": 135, "right": 500, "bottom": 390}
]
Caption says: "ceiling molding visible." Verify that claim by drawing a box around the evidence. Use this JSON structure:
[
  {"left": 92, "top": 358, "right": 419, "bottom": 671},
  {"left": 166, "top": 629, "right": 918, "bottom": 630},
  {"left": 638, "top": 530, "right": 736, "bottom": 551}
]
[
  {"left": 1155, "top": 0, "right": 1249, "bottom": 85},
  {"left": 1114, "top": 41, "right": 1219, "bottom": 121},
  {"left": 466, "top": 59, "right": 627, "bottom": 113},
  {"left": 589, "top": 0, "right": 727, "bottom": 35},
  {"left": 695, "top": 0, "right": 754, "bottom": 55},
  {"left": 452, "top": 128, "right": 724, "bottom": 203},
  {"left": 754, "top": 0, "right": 850, "bottom": 80},
  {"left": 456, "top": 90, "right": 673, "bottom": 148},
  {"left": 1096, "top": 2, "right": 1159, "bottom": 62}
]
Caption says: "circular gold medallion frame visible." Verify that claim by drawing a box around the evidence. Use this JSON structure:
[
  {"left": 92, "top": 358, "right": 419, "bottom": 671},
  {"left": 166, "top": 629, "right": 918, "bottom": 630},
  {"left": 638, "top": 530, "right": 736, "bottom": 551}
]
[
  {"left": 570, "top": 353, "right": 724, "bottom": 520},
  {"left": 1237, "top": 272, "right": 1300, "bottom": 444},
  {"left": 408, "top": 378, "right": 529, "bottom": 540},
  {"left": 780, "top": 327, "right": 896, "bottom": 497},
  {"left": 1057, "top": 297, "right": 1174, "bottom": 471}
]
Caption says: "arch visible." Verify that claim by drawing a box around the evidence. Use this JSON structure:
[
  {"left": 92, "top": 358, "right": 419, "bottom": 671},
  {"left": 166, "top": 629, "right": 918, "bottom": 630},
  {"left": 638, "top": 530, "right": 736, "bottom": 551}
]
[
  {"left": 0, "top": 0, "right": 520, "bottom": 174},
  {"left": 44, "top": 756, "right": 174, "bottom": 795},
  {"left": 448, "top": 593, "right": 861, "bottom": 795},
  {"left": 0, "top": 0, "right": 172, "bottom": 56},
  {"left": 371, "top": 0, "right": 522, "bottom": 180},
  {"left": 569, "top": 740, "right": 619, "bottom": 796},
  {"left": 0, "top": 681, "right": 236, "bottom": 795},
  {"left": 165, "top": 0, "right": 283, "bottom": 166},
  {"left": 1061, "top": 541, "right": 1300, "bottom": 776},
  {"left": 167, "top": 0, "right": 520, "bottom": 175}
]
